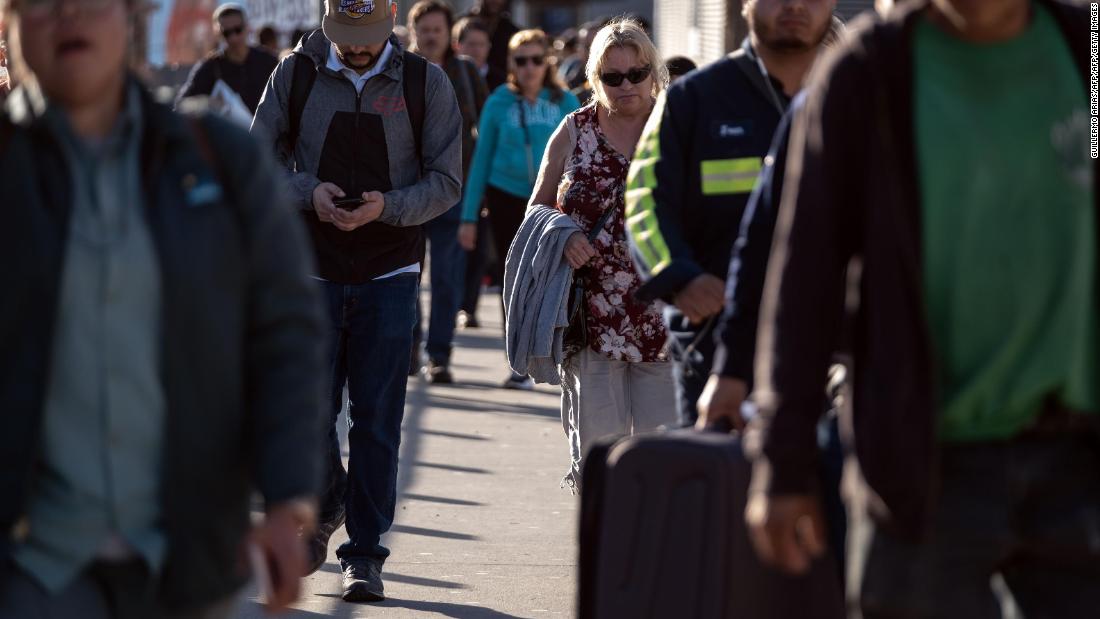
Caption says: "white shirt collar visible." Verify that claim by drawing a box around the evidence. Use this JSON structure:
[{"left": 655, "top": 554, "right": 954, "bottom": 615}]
[{"left": 326, "top": 41, "right": 394, "bottom": 93}]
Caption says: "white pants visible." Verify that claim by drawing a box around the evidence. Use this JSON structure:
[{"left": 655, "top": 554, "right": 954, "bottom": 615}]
[{"left": 559, "top": 348, "right": 677, "bottom": 490}]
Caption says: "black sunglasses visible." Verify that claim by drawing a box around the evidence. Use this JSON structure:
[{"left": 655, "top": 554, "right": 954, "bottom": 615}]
[
  {"left": 513, "top": 55, "right": 545, "bottom": 68},
  {"left": 600, "top": 65, "right": 652, "bottom": 87},
  {"left": 222, "top": 26, "right": 245, "bottom": 39}
]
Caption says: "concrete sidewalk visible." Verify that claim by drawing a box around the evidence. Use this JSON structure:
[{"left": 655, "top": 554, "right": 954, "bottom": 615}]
[{"left": 237, "top": 294, "right": 578, "bottom": 619}]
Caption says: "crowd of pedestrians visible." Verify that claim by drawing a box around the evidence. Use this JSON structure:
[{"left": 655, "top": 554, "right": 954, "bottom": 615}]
[{"left": 1, "top": 0, "right": 1096, "bottom": 616}]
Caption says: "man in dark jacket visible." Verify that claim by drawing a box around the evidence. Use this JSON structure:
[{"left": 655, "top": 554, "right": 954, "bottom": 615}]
[
  {"left": 0, "top": 0, "right": 326, "bottom": 617},
  {"left": 745, "top": 0, "right": 1100, "bottom": 615},
  {"left": 174, "top": 4, "right": 278, "bottom": 115},
  {"left": 409, "top": 0, "right": 490, "bottom": 384},
  {"left": 625, "top": 0, "right": 835, "bottom": 426},
  {"left": 453, "top": 16, "right": 506, "bottom": 91},
  {"left": 251, "top": 0, "right": 462, "bottom": 604},
  {"left": 461, "top": 0, "right": 519, "bottom": 84}
]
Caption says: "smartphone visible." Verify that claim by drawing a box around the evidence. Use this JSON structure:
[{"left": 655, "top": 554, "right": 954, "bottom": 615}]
[{"left": 332, "top": 196, "right": 364, "bottom": 211}]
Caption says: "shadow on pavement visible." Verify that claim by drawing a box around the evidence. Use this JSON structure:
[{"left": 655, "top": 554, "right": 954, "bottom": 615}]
[
  {"left": 389, "top": 524, "right": 481, "bottom": 541},
  {"left": 402, "top": 493, "right": 485, "bottom": 507},
  {"left": 425, "top": 393, "right": 559, "bottom": 419},
  {"left": 374, "top": 598, "right": 523, "bottom": 618},
  {"left": 317, "top": 564, "right": 479, "bottom": 588},
  {"left": 239, "top": 600, "right": 356, "bottom": 619},
  {"left": 383, "top": 572, "right": 471, "bottom": 590},
  {"left": 449, "top": 332, "right": 508, "bottom": 352},
  {"left": 409, "top": 460, "right": 492, "bottom": 475},
  {"left": 417, "top": 428, "right": 493, "bottom": 441}
]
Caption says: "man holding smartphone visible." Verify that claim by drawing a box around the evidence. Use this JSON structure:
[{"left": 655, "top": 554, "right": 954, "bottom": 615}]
[{"left": 252, "top": 0, "right": 462, "bottom": 605}]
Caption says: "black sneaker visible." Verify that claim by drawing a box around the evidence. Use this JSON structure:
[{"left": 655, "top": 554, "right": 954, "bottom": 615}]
[
  {"left": 427, "top": 361, "right": 453, "bottom": 384},
  {"left": 306, "top": 507, "right": 345, "bottom": 575},
  {"left": 342, "top": 559, "right": 385, "bottom": 603}
]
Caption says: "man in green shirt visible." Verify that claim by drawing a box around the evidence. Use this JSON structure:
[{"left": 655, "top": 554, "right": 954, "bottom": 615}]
[{"left": 742, "top": 0, "right": 1100, "bottom": 615}]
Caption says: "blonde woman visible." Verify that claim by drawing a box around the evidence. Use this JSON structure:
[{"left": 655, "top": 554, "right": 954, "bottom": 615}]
[
  {"left": 528, "top": 18, "right": 676, "bottom": 489},
  {"left": 460, "top": 29, "right": 581, "bottom": 390}
]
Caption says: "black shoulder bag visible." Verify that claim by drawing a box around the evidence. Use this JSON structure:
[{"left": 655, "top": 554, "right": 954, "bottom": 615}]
[{"left": 562, "top": 205, "right": 619, "bottom": 360}]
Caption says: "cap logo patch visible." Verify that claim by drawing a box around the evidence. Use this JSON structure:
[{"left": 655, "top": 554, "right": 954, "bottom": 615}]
[{"left": 339, "top": 0, "right": 375, "bottom": 18}]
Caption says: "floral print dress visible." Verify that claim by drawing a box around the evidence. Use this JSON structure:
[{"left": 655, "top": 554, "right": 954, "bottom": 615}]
[{"left": 557, "top": 104, "right": 668, "bottom": 363}]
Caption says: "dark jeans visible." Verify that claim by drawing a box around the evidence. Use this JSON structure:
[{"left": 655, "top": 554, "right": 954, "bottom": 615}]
[
  {"left": 415, "top": 207, "right": 465, "bottom": 365},
  {"left": 461, "top": 212, "right": 493, "bottom": 318},
  {"left": 484, "top": 185, "right": 526, "bottom": 290},
  {"left": 318, "top": 275, "right": 418, "bottom": 564},
  {"left": 852, "top": 427, "right": 1100, "bottom": 618}
]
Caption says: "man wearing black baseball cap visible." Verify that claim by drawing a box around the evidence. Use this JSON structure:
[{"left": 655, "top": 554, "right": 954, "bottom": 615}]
[{"left": 253, "top": 0, "right": 463, "bottom": 605}]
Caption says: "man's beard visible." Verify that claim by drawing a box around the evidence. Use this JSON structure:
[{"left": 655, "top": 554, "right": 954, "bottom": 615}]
[
  {"left": 339, "top": 50, "right": 377, "bottom": 70},
  {"left": 753, "top": 13, "right": 829, "bottom": 52}
]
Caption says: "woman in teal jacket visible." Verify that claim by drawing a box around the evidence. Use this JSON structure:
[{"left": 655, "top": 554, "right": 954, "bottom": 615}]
[{"left": 458, "top": 28, "right": 581, "bottom": 390}]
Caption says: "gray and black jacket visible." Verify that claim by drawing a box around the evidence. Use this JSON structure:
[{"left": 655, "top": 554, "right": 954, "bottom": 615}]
[{"left": 252, "top": 32, "right": 463, "bottom": 284}]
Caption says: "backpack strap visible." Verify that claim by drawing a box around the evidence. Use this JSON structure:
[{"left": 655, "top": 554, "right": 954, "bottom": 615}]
[
  {"left": 402, "top": 50, "right": 427, "bottom": 169},
  {"left": 287, "top": 51, "right": 318, "bottom": 155}
]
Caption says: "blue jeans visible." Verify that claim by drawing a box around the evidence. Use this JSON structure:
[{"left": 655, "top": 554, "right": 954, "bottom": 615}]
[
  {"left": 416, "top": 209, "right": 466, "bottom": 365},
  {"left": 319, "top": 274, "right": 418, "bottom": 564}
]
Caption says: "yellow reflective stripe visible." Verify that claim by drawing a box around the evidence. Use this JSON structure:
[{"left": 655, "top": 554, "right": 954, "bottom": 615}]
[
  {"left": 701, "top": 158, "right": 763, "bottom": 195},
  {"left": 625, "top": 98, "right": 673, "bottom": 276},
  {"left": 625, "top": 191, "right": 672, "bottom": 274}
]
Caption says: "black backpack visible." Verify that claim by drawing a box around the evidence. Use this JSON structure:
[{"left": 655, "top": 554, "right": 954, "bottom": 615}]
[{"left": 286, "top": 36, "right": 427, "bottom": 166}]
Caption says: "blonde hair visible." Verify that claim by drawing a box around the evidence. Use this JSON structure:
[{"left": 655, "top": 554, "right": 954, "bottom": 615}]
[
  {"left": 506, "top": 28, "right": 566, "bottom": 102},
  {"left": 586, "top": 17, "right": 668, "bottom": 108}
]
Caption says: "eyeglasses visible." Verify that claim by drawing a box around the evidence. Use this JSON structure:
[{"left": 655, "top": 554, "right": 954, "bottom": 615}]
[
  {"left": 222, "top": 26, "right": 246, "bottom": 39},
  {"left": 513, "top": 55, "right": 545, "bottom": 68},
  {"left": 14, "top": 0, "right": 117, "bottom": 17},
  {"left": 600, "top": 66, "right": 652, "bottom": 87}
]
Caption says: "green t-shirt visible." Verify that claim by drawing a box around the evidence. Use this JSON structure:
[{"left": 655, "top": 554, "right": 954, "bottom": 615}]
[{"left": 915, "top": 3, "right": 1097, "bottom": 442}]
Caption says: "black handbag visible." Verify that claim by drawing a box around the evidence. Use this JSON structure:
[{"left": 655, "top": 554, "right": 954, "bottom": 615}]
[{"left": 563, "top": 205, "right": 618, "bottom": 360}]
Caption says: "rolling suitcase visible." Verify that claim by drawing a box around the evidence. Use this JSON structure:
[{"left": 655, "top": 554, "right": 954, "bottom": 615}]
[{"left": 578, "top": 428, "right": 844, "bottom": 619}]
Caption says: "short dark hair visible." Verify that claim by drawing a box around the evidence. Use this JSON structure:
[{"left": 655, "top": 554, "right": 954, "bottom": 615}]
[
  {"left": 452, "top": 16, "right": 490, "bottom": 44},
  {"left": 258, "top": 25, "right": 278, "bottom": 47},
  {"left": 408, "top": 0, "right": 455, "bottom": 31},
  {"left": 664, "top": 56, "right": 697, "bottom": 79}
]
